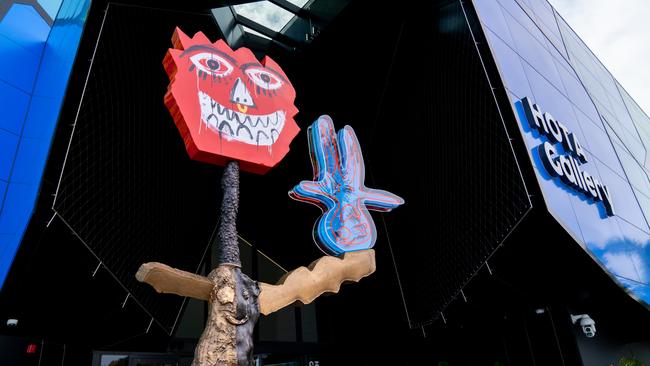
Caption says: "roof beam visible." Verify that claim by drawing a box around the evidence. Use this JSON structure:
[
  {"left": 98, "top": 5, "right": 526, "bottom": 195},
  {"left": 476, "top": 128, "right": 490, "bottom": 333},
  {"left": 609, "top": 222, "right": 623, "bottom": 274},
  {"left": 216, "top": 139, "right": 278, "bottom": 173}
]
[
  {"left": 236, "top": 14, "right": 301, "bottom": 48},
  {"left": 267, "top": 0, "right": 327, "bottom": 23}
]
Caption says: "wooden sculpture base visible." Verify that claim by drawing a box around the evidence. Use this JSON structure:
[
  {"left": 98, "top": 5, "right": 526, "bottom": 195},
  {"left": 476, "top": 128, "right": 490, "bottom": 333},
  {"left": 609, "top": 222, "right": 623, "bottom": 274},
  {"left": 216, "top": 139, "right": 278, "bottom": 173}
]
[{"left": 136, "top": 249, "right": 376, "bottom": 365}]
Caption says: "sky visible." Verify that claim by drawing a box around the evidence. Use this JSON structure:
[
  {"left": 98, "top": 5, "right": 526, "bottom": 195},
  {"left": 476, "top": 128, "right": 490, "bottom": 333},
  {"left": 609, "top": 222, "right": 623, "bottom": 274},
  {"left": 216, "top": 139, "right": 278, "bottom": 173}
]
[{"left": 548, "top": 0, "right": 650, "bottom": 115}]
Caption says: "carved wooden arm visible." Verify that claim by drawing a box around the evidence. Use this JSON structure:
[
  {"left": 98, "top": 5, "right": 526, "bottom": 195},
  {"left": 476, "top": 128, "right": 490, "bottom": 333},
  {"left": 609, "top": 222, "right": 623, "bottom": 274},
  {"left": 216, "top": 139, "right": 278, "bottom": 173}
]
[
  {"left": 136, "top": 262, "right": 212, "bottom": 301},
  {"left": 257, "top": 249, "right": 375, "bottom": 314},
  {"left": 135, "top": 249, "right": 376, "bottom": 315}
]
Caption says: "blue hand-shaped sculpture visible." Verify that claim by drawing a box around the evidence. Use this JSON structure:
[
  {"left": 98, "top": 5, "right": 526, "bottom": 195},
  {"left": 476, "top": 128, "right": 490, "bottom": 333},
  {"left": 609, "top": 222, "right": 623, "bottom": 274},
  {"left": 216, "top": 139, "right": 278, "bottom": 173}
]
[{"left": 289, "top": 116, "right": 404, "bottom": 256}]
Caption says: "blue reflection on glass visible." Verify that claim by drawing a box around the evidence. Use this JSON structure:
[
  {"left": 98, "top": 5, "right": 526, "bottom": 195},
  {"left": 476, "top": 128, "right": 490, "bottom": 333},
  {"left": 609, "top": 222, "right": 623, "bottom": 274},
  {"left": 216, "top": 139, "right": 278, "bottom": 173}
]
[
  {"left": 480, "top": 0, "right": 650, "bottom": 310},
  {"left": 0, "top": 0, "right": 91, "bottom": 289},
  {"left": 573, "top": 110, "right": 626, "bottom": 178},
  {"left": 505, "top": 13, "right": 565, "bottom": 95},
  {"left": 39, "top": 0, "right": 65, "bottom": 19},
  {"left": 498, "top": 0, "right": 548, "bottom": 47},
  {"left": 484, "top": 28, "right": 533, "bottom": 99},
  {"left": 552, "top": 58, "right": 601, "bottom": 125},
  {"left": 520, "top": 0, "right": 565, "bottom": 53},
  {"left": 473, "top": 0, "right": 515, "bottom": 45},
  {"left": 519, "top": 63, "right": 589, "bottom": 149},
  {"left": 0, "top": 4, "right": 50, "bottom": 49}
]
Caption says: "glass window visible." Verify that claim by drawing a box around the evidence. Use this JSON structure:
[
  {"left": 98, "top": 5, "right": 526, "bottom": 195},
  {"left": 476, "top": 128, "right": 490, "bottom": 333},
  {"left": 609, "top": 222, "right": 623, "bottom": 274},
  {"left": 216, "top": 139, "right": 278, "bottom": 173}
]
[
  {"left": 520, "top": 62, "right": 588, "bottom": 147},
  {"left": 552, "top": 58, "right": 601, "bottom": 124},
  {"left": 525, "top": 0, "right": 563, "bottom": 44},
  {"left": 537, "top": 20, "right": 564, "bottom": 56},
  {"left": 0, "top": 129, "right": 19, "bottom": 181},
  {"left": 597, "top": 162, "right": 648, "bottom": 231},
  {"left": 38, "top": 0, "right": 64, "bottom": 19},
  {"left": 473, "top": 0, "right": 515, "bottom": 46},
  {"left": 633, "top": 189, "right": 650, "bottom": 236},
  {"left": 616, "top": 215, "right": 650, "bottom": 247},
  {"left": 242, "top": 25, "right": 271, "bottom": 40},
  {"left": 616, "top": 81, "right": 650, "bottom": 167},
  {"left": 556, "top": 11, "right": 644, "bottom": 147},
  {"left": 286, "top": 0, "right": 310, "bottom": 6},
  {"left": 574, "top": 109, "right": 626, "bottom": 178},
  {"left": 602, "top": 112, "right": 646, "bottom": 164},
  {"left": 511, "top": 89, "right": 584, "bottom": 244},
  {"left": 498, "top": 0, "right": 549, "bottom": 47},
  {"left": 572, "top": 59, "right": 615, "bottom": 116},
  {"left": 503, "top": 11, "right": 566, "bottom": 95},
  {"left": 0, "top": 81, "right": 30, "bottom": 136},
  {"left": 569, "top": 177, "right": 623, "bottom": 250},
  {"left": 484, "top": 28, "right": 533, "bottom": 99},
  {"left": 604, "top": 122, "right": 647, "bottom": 181},
  {"left": 233, "top": 1, "right": 295, "bottom": 32},
  {"left": 538, "top": 169, "right": 585, "bottom": 245},
  {"left": 607, "top": 93, "right": 639, "bottom": 139},
  {"left": 605, "top": 252, "right": 645, "bottom": 284},
  {"left": 618, "top": 129, "right": 644, "bottom": 164},
  {"left": 507, "top": 0, "right": 650, "bottom": 306},
  {"left": 617, "top": 81, "right": 650, "bottom": 136},
  {"left": 101, "top": 355, "right": 128, "bottom": 366},
  {"left": 612, "top": 141, "right": 650, "bottom": 197},
  {"left": 619, "top": 125, "right": 645, "bottom": 163}
]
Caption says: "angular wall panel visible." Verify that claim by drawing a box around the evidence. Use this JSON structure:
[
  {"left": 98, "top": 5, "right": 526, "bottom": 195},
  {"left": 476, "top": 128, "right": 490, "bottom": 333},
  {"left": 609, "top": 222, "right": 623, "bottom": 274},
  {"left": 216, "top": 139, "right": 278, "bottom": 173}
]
[
  {"left": 0, "top": 0, "right": 90, "bottom": 289},
  {"left": 474, "top": 0, "right": 650, "bottom": 306}
]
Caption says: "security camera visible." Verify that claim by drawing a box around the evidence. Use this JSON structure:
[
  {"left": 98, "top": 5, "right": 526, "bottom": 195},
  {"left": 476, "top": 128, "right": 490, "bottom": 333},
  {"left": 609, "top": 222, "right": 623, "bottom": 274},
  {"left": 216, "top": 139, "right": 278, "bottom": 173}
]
[
  {"left": 571, "top": 314, "right": 596, "bottom": 338},
  {"left": 6, "top": 318, "right": 18, "bottom": 327}
]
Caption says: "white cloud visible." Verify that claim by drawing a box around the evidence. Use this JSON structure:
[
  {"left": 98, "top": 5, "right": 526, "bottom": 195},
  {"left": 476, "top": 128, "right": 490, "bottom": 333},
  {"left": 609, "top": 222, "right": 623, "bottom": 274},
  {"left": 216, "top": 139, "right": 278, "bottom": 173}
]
[
  {"left": 603, "top": 251, "right": 647, "bottom": 283},
  {"left": 233, "top": 1, "right": 294, "bottom": 32},
  {"left": 549, "top": 0, "right": 650, "bottom": 115}
]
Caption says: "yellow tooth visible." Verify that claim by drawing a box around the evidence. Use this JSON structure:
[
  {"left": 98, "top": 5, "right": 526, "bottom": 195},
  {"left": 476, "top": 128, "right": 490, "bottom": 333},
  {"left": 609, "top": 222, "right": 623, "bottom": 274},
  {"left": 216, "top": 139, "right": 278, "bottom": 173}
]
[{"left": 236, "top": 104, "right": 248, "bottom": 113}]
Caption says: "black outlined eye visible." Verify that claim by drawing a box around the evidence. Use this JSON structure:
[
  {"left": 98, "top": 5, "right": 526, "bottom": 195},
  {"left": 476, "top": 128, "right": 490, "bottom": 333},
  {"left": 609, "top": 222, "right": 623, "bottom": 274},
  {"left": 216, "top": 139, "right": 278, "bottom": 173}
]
[
  {"left": 245, "top": 67, "right": 283, "bottom": 90},
  {"left": 190, "top": 52, "right": 234, "bottom": 77}
]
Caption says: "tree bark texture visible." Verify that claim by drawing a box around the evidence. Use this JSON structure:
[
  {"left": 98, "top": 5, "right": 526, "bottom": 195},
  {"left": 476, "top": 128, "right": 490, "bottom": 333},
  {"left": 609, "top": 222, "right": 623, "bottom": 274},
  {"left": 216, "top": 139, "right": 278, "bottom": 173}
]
[
  {"left": 192, "top": 265, "right": 259, "bottom": 366},
  {"left": 192, "top": 160, "right": 260, "bottom": 366},
  {"left": 219, "top": 161, "right": 240, "bottom": 267}
]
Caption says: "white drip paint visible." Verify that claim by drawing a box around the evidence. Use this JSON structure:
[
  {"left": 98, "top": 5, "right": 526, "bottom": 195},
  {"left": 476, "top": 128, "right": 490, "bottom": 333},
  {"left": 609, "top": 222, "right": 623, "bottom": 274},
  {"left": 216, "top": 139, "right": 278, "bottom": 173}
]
[{"left": 197, "top": 91, "right": 285, "bottom": 146}]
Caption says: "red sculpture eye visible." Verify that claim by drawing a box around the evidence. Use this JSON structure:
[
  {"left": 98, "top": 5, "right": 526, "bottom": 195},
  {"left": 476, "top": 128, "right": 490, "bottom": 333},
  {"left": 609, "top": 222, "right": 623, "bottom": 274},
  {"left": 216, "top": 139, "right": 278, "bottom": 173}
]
[
  {"left": 245, "top": 67, "right": 283, "bottom": 90},
  {"left": 190, "top": 52, "right": 234, "bottom": 77}
]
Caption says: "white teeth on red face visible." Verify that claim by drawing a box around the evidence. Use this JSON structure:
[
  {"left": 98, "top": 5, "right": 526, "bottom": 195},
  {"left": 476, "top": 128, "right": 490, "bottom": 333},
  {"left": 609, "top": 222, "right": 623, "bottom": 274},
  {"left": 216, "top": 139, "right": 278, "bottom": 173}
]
[{"left": 198, "top": 91, "right": 285, "bottom": 146}]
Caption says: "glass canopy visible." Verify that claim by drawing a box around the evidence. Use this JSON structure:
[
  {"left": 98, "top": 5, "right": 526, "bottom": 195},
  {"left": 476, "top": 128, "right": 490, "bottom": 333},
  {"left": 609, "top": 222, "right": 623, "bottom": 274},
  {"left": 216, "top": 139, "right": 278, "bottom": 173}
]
[
  {"left": 212, "top": 0, "right": 350, "bottom": 52},
  {"left": 233, "top": 1, "right": 296, "bottom": 33}
]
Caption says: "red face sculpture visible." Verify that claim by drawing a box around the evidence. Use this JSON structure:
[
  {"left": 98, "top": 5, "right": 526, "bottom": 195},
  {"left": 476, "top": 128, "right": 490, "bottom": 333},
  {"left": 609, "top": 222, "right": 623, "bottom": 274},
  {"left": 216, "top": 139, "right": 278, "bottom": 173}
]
[{"left": 163, "top": 28, "right": 300, "bottom": 174}]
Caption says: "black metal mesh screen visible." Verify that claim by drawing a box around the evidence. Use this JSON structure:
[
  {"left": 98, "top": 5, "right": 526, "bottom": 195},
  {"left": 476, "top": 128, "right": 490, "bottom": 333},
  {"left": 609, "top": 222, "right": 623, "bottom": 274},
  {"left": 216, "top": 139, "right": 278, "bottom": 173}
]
[
  {"left": 368, "top": 1, "right": 532, "bottom": 327},
  {"left": 53, "top": 4, "right": 222, "bottom": 333}
]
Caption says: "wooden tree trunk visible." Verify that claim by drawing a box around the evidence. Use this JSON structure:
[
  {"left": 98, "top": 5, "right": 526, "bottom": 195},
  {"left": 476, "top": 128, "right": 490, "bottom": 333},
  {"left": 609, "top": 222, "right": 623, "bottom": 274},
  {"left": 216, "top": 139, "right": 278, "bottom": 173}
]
[
  {"left": 218, "top": 161, "right": 241, "bottom": 267},
  {"left": 193, "top": 161, "right": 260, "bottom": 366},
  {"left": 193, "top": 265, "right": 259, "bottom": 366}
]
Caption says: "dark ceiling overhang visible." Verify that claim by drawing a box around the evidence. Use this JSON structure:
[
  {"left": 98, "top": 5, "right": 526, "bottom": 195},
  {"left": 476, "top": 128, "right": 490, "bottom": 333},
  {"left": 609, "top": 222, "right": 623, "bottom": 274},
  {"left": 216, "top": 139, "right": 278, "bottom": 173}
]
[{"left": 211, "top": 0, "right": 350, "bottom": 55}]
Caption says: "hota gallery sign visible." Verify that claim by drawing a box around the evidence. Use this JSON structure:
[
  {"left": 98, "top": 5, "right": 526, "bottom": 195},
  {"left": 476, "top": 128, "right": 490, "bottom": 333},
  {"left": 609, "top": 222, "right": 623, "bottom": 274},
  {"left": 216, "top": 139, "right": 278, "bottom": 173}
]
[{"left": 519, "top": 97, "right": 614, "bottom": 216}]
